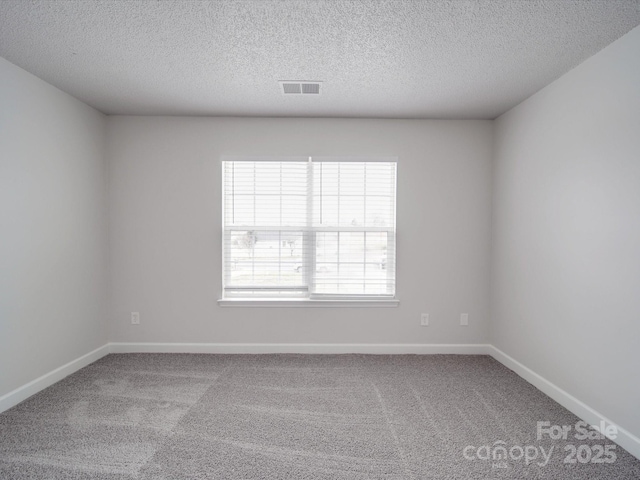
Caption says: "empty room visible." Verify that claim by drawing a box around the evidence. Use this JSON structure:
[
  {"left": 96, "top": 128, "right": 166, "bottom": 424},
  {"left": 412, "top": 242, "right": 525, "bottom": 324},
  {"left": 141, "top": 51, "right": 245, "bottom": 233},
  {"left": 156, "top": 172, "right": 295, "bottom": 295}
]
[{"left": 1, "top": 0, "right": 639, "bottom": 478}]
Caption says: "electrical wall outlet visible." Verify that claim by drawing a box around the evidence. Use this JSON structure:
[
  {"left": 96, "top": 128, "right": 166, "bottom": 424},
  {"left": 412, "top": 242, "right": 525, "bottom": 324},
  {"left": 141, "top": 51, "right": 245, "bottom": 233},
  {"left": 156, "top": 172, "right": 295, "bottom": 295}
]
[
  {"left": 131, "top": 312, "right": 140, "bottom": 325},
  {"left": 420, "top": 313, "right": 429, "bottom": 326},
  {"left": 460, "top": 313, "right": 469, "bottom": 326}
]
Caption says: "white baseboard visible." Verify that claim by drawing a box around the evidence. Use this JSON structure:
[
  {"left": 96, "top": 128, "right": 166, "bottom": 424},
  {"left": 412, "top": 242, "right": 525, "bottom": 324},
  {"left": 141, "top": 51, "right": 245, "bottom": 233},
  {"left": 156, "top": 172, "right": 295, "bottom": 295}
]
[
  {"left": 0, "top": 344, "right": 110, "bottom": 414},
  {"left": 488, "top": 345, "right": 640, "bottom": 461},
  {"left": 109, "top": 342, "right": 492, "bottom": 355}
]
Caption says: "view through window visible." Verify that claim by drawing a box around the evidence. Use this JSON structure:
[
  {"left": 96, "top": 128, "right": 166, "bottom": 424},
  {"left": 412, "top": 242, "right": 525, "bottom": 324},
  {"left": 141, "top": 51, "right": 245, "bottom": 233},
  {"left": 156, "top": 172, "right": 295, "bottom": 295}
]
[{"left": 222, "top": 157, "right": 396, "bottom": 299}]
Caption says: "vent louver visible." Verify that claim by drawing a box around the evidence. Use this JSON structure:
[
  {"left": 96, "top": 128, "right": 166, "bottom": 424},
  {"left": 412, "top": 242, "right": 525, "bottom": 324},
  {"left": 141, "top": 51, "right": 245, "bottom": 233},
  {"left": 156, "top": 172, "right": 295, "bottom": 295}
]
[
  {"left": 282, "top": 83, "right": 301, "bottom": 94},
  {"left": 280, "top": 81, "right": 322, "bottom": 95}
]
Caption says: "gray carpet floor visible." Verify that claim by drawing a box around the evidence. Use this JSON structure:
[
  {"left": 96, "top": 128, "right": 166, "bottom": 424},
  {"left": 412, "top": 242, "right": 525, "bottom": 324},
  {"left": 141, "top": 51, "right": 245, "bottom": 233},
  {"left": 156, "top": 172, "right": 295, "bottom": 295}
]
[{"left": 0, "top": 354, "right": 639, "bottom": 479}]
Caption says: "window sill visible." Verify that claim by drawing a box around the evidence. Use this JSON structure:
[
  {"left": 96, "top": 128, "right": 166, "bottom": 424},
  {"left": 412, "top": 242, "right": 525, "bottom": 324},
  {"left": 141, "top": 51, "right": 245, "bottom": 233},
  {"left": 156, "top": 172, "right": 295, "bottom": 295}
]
[{"left": 217, "top": 298, "right": 399, "bottom": 308}]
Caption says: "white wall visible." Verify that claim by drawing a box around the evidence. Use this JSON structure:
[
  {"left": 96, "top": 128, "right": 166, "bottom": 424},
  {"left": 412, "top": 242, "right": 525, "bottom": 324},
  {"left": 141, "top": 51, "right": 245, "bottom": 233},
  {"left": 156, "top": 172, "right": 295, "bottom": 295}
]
[
  {"left": 492, "top": 25, "right": 640, "bottom": 439},
  {"left": 0, "top": 58, "right": 108, "bottom": 397},
  {"left": 107, "top": 117, "right": 493, "bottom": 345}
]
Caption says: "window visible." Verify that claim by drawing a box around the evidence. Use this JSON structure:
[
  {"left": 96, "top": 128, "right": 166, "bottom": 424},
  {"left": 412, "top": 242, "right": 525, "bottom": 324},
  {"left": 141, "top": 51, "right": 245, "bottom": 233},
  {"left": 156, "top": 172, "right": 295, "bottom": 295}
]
[{"left": 221, "top": 156, "right": 397, "bottom": 305}]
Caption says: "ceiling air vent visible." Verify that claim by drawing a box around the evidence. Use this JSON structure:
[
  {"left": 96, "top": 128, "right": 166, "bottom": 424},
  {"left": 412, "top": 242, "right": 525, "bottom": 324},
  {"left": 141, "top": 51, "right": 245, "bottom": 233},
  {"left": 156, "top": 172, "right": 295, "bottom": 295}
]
[{"left": 280, "top": 81, "right": 322, "bottom": 95}]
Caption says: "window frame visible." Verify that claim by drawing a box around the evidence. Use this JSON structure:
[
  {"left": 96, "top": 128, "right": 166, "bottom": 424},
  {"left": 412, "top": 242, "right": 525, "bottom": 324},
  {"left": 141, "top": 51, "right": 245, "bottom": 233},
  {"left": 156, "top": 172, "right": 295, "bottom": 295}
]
[{"left": 218, "top": 156, "right": 399, "bottom": 307}]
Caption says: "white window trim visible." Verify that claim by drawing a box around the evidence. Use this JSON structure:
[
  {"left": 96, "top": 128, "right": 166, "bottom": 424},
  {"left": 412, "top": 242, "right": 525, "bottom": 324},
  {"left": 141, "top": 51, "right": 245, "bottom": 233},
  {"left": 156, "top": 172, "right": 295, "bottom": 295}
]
[
  {"left": 219, "top": 156, "right": 398, "bottom": 306},
  {"left": 217, "top": 297, "right": 399, "bottom": 308}
]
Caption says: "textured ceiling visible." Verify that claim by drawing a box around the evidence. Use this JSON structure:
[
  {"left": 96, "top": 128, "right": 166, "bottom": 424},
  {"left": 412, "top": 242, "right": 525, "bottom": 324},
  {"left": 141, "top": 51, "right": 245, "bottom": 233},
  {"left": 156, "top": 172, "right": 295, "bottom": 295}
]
[{"left": 1, "top": 0, "right": 639, "bottom": 119}]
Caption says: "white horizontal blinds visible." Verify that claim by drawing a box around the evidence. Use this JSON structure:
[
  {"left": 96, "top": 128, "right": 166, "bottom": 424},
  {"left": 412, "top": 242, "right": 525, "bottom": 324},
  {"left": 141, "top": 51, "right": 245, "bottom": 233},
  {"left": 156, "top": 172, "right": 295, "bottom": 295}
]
[
  {"left": 222, "top": 158, "right": 396, "bottom": 298},
  {"left": 223, "top": 160, "right": 310, "bottom": 294},
  {"left": 311, "top": 161, "right": 396, "bottom": 296},
  {"left": 225, "top": 160, "right": 307, "bottom": 227}
]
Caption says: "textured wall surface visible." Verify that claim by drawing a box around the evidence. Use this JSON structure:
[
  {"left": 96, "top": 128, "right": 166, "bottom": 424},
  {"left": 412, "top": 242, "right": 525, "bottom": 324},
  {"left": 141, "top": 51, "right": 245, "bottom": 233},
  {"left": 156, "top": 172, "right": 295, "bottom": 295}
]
[
  {"left": 0, "top": 58, "right": 108, "bottom": 397},
  {"left": 0, "top": 0, "right": 638, "bottom": 118},
  {"left": 492, "top": 26, "right": 640, "bottom": 439},
  {"left": 107, "top": 117, "right": 493, "bottom": 345}
]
